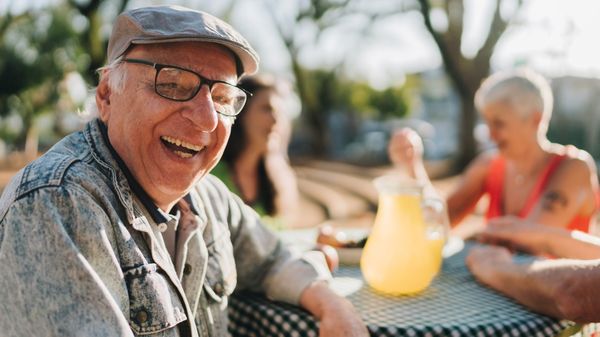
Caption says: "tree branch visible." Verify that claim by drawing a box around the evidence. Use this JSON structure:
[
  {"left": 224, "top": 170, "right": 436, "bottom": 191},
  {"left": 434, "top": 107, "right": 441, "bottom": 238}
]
[
  {"left": 443, "top": 0, "right": 463, "bottom": 60},
  {"left": 474, "top": 0, "right": 506, "bottom": 69},
  {"left": 471, "top": 0, "right": 524, "bottom": 89},
  {"left": 417, "top": 0, "right": 469, "bottom": 97},
  {"left": 68, "top": 0, "right": 102, "bottom": 17}
]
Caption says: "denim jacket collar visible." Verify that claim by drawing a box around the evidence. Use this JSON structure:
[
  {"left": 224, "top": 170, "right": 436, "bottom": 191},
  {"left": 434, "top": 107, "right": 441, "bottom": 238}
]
[
  {"left": 89, "top": 119, "right": 201, "bottom": 226},
  {"left": 82, "top": 119, "right": 140, "bottom": 225}
]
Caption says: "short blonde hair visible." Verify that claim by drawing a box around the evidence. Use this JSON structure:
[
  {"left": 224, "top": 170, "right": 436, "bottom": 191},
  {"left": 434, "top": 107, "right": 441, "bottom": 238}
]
[{"left": 475, "top": 69, "right": 553, "bottom": 129}]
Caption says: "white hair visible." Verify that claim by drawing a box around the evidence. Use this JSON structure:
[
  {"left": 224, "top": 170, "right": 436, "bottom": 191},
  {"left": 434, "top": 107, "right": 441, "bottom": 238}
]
[
  {"left": 82, "top": 56, "right": 127, "bottom": 118},
  {"left": 475, "top": 69, "right": 553, "bottom": 133}
]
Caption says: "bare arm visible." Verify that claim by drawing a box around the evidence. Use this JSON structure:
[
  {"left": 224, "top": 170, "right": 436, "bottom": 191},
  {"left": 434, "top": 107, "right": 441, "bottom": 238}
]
[
  {"left": 527, "top": 150, "right": 599, "bottom": 229},
  {"left": 299, "top": 281, "right": 369, "bottom": 337},
  {"left": 478, "top": 216, "right": 600, "bottom": 259},
  {"left": 388, "top": 128, "right": 491, "bottom": 227},
  {"left": 466, "top": 245, "right": 600, "bottom": 323},
  {"left": 445, "top": 154, "right": 491, "bottom": 226}
]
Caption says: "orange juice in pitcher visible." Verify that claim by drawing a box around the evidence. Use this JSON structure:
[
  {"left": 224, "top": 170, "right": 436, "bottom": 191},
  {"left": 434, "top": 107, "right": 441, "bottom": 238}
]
[{"left": 360, "top": 175, "right": 448, "bottom": 295}]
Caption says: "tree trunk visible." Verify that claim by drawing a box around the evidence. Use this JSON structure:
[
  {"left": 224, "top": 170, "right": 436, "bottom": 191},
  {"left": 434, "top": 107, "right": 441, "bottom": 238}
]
[
  {"left": 456, "top": 92, "right": 477, "bottom": 169},
  {"left": 291, "top": 61, "right": 328, "bottom": 156},
  {"left": 417, "top": 0, "right": 517, "bottom": 170}
]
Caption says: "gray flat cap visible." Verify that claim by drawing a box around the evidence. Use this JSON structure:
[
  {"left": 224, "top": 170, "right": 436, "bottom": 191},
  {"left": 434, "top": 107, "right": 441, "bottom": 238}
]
[{"left": 107, "top": 5, "right": 259, "bottom": 76}]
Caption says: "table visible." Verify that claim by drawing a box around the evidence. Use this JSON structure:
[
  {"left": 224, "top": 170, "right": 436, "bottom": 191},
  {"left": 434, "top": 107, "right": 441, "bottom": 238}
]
[{"left": 228, "top": 241, "right": 573, "bottom": 337}]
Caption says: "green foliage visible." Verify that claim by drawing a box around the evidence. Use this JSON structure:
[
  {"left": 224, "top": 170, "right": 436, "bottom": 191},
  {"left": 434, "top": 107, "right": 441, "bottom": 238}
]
[
  {"left": 301, "top": 68, "right": 409, "bottom": 120},
  {"left": 372, "top": 87, "right": 409, "bottom": 119},
  {"left": 0, "top": 4, "right": 88, "bottom": 146}
]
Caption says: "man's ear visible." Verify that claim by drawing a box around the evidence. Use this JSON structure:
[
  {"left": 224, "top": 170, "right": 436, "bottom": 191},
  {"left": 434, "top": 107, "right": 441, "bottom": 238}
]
[{"left": 96, "top": 75, "right": 112, "bottom": 122}]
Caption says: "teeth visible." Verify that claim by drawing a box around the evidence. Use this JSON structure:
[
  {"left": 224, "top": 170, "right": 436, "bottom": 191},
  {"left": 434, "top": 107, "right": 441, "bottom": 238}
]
[
  {"left": 174, "top": 151, "right": 193, "bottom": 158},
  {"left": 161, "top": 136, "right": 204, "bottom": 152},
  {"left": 183, "top": 141, "right": 203, "bottom": 151}
]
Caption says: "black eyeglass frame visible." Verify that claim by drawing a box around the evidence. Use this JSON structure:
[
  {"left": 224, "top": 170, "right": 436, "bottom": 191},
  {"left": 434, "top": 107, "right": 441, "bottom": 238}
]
[{"left": 122, "top": 58, "right": 251, "bottom": 116}]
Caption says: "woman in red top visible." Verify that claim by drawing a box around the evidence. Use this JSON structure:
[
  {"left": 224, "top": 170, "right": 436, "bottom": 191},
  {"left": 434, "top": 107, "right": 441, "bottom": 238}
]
[{"left": 389, "top": 69, "right": 599, "bottom": 237}]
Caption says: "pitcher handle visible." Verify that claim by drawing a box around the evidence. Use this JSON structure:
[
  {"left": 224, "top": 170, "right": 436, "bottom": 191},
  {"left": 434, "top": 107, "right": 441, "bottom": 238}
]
[{"left": 422, "top": 198, "right": 450, "bottom": 242}]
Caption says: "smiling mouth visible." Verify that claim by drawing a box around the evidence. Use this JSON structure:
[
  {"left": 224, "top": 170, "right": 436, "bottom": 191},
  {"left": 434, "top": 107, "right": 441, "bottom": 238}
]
[{"left": 160, "top": 136, "right": 205, "bottom": 159}]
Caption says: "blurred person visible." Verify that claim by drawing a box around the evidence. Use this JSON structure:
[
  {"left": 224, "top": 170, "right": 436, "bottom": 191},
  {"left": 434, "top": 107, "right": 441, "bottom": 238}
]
[
  {"left": 211, "top": 74, "right": 301, "bottom": 228},
  {"left": 388, "top": 69, "right": 599, "bottom": 240},
  {"left": 212, "top": 74, "right": 338, "bottom": 270},
  {"left": 0, "top": 6, "right": 367, "bottom": 337}
]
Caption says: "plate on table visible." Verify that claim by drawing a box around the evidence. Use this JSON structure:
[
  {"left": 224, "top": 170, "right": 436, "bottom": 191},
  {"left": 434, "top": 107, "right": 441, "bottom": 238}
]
[
  {"left": 331, "top": 228, "right": 369, "bottom": 265},
  {"left": 337, "top": 247, "right": 364, "bottom": 265},
  {"left": 335, "top": 235, "right": 465, "bottom": 266}
]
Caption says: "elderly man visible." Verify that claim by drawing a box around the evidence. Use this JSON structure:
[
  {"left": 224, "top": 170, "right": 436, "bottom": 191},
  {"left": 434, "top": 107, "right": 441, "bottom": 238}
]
[{"left": 0, "top": 6, "right": 367, "bottom": 337}]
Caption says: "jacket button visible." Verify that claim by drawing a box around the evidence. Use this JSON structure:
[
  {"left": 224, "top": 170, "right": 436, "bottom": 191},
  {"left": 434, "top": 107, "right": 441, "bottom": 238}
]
[
  {"left": 136, "top": 310, "right": 148, "bottom": 324},
  {"left": 157, "top": 223, "right": 168, "bottom": 232},
  {"left": 183, "top": 263, "right": 192, "bottom": 275},
  {"left": 214, "top": 282, "right": 224, "bottom": 296}
]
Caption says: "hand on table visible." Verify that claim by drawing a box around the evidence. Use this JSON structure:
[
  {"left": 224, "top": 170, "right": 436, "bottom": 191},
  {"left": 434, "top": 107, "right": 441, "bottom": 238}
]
[
  {"left": 465, "top": 245, "right": 513, "bottom": 289},
  {"left": 313, "top": 243, "right": 339, "bottom": 272},
  {"left": 300, "top": 281, "right": 369, "bottom": 337},
  {"left": 477, "top": 216, "right": 552, "bottom": 255},
  {"left": 318, "top": 298, "right": 369, "bottom": 337}
]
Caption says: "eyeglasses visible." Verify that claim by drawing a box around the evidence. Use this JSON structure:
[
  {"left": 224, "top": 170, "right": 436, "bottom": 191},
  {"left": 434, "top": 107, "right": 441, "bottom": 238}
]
[{"left": 122, "top": 58, "right": 250, "bottom": 117}]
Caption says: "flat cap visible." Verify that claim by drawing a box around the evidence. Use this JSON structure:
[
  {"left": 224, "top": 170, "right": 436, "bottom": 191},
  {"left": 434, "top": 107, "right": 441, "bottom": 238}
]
[{"left": 107, "top": 5, "right": 259, "bottom": 76}]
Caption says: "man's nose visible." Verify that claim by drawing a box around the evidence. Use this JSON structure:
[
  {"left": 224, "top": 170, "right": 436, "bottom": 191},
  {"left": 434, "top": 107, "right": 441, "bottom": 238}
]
[{"left": 181, "top": 85, "right": 218, "bottom": 132}]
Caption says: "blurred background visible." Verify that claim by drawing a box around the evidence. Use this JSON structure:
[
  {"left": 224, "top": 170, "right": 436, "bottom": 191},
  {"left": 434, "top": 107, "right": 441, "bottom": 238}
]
[{"left": 2, "top": 0, "right": 600, "bottom": 185}]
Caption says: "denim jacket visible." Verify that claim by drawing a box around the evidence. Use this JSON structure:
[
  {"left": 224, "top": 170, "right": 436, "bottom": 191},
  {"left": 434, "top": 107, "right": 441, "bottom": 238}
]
[{"left": 0, "top": 119, "right": 331, "bottom": 337}]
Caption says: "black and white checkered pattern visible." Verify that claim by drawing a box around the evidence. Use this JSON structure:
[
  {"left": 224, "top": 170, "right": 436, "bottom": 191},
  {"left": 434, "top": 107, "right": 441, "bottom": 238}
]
[{"left": 228, "top": 242, "right": 572, "bottom": 337}]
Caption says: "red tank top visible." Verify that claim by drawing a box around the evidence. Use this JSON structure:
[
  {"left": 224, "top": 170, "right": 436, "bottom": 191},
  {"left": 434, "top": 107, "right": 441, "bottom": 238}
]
[{"left": 484, "top": 154, "right": 593, "bottom": 232}]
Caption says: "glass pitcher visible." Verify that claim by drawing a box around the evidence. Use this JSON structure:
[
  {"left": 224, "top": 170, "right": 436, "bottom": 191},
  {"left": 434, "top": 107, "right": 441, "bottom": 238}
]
[{"left": 360, "top": 174, "right": 449, "bottom": 295}]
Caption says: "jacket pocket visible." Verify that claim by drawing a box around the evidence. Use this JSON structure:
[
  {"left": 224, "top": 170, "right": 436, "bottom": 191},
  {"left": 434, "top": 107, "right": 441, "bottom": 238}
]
[
  {"left": 124, "top": 263, "right": 187, "bottom": 335},
  {"left": 203, "top": 232, "right": 237, "bottom": 303}
]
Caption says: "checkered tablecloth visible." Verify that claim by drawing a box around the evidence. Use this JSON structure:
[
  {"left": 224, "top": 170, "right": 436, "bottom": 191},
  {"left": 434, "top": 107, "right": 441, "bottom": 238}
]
[{"left": 228, "top": 242, "right": 571, "bottom": 337}]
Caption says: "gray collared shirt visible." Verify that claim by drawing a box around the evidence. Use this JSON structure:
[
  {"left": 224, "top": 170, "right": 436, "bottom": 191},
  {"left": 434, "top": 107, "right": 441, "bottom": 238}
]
[{"left": 0, "top": 118, "right": 331, "bottom": 337}]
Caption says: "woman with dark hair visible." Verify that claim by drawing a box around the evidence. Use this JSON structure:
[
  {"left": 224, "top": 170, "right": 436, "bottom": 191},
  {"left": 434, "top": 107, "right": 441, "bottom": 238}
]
[{"left": 212, "top": 74, "right": 300, "bottom": 228}]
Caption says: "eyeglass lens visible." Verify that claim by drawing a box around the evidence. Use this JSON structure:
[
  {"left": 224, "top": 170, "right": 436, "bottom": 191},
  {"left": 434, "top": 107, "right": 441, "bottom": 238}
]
[{"left": 156, "top": 67, "right": 246, "bottom": 116}]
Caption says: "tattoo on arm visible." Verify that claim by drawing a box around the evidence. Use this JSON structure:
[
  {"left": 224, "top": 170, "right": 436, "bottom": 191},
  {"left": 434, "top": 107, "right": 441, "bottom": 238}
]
[{"left": 542, "top": 190, "right": 569, "bottom": 212}]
